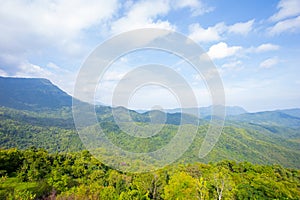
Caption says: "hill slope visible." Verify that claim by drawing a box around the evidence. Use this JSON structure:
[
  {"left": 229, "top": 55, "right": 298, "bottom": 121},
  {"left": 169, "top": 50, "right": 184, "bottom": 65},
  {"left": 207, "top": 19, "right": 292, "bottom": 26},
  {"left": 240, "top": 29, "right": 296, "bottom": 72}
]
[
  {"left": 0, "top": 76, "right": 71, "bottom": 110},
  {"left": 228, "top": 110, "right": 300, "bottom": 128},
  {"left": 0, "top": 76, "right": 299, "bottom": 168},
  {"left": 139, "top": 105, "right": 248, "bottom": 117},
  {"left": 0, "top": 106, "right": 299, "bottom": 168}
]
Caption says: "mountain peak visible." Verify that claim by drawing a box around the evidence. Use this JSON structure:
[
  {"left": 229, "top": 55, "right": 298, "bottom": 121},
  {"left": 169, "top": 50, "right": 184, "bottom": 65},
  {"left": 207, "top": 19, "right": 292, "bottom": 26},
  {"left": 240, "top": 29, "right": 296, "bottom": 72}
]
[{"left": 0, "top": 76, "right": 72, "bottom": 110}]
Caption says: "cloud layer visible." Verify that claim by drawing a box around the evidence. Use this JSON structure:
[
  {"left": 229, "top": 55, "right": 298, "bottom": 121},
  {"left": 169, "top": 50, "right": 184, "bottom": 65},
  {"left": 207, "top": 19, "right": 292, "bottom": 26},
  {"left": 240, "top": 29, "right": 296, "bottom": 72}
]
[{"left": 0, "top": 0, "right": 299, "bottom": 111}]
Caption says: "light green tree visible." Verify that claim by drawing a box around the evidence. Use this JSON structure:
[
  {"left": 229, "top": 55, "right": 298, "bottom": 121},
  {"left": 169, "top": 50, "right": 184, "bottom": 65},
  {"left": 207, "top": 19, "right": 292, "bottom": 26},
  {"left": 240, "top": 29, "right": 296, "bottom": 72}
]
[{"left": 163, "top": 171, "right": 198, "bottom": 200}]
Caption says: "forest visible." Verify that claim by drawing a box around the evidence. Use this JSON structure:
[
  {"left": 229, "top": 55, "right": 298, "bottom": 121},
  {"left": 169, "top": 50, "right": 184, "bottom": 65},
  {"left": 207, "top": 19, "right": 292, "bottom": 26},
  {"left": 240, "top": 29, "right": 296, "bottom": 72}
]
[
  {"left": 0, "top": 148, "right": 299, "bottom": 200},
  {"left": 1, "top": 0, "right": 300, "bottom": 197},
  {"left": 0, "top": 78, "right": 300, "bottom": 199},
  {"left": 1, "top": 106, "right": 300, "bottom": 169}
]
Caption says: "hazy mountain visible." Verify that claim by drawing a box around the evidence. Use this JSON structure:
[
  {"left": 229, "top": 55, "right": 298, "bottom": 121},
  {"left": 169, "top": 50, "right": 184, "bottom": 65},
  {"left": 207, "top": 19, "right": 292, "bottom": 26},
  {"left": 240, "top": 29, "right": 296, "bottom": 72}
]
[
  {"left": 0, "top": 76, "right": 72, "bottom": 110},
  {"left": 228, "top": 110, "right": 300, "bottom": 128},
  {"left": 0, "top": 76, "right": 299, "bottom": 168},
  {"left": 95, "top": 105, "right": 201, "bottom": 126},
  {"left": 279, "top": 108, "right": 300, "bottom": 118},
  {"left": 0, "top": 105, "right": 299, "bottom": 168},
  {"left": 141, "top": 105, "right": 248, "bottom": 118}
]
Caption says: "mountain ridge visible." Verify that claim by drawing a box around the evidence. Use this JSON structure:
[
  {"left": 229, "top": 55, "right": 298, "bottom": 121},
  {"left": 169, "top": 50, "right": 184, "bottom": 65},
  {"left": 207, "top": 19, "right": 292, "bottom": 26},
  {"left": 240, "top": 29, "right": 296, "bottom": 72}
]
[
  {"left": 0, "top": 76, "right": 72, "bottom": 110},
  {"left": 1, "top": 76, "right": 298, "bottom": 116},
  {"left": 0, "top": 76, "right": 299, "bottom": 168}
]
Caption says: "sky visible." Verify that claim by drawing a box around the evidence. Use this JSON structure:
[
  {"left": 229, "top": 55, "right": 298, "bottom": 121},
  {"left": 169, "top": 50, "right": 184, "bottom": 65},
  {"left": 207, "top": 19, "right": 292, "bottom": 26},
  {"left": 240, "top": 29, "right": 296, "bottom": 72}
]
[{"left": 0, "top": 0, "right": 300, "bottom": 112}]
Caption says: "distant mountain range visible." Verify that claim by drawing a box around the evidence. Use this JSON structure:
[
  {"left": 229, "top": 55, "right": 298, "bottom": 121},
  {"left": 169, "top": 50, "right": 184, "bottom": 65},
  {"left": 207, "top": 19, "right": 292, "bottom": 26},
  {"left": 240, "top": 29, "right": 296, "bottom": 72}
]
[
  {"left": 0, "top": 76, "right": 299, "bottom": 126},
  {"left": 0, "top": 76, "right": 299, "bottom": 168},
  {"left": 136, "top": 105, "right": 248, "bottom": 117},
  {"left": 228, "top": 109, "right": 300, "bottom": 128}
]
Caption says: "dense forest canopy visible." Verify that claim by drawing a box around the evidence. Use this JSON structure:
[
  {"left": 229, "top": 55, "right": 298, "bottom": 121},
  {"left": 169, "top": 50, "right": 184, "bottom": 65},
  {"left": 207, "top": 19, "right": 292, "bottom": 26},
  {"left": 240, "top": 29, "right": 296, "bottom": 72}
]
[
  {"left": 0, "top": 148, "right": 299, "bottom": 199},
  {"left": 0, "top": 77, "right": 299, "bottom": 199},
  {"left": 1, "top": 106, "right": 299, "bottom": 169}
]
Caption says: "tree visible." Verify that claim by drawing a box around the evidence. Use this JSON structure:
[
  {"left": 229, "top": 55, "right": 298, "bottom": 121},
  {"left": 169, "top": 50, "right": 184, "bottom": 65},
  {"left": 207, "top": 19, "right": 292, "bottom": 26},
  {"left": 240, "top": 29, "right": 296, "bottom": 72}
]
[
  {"left": 206, "top": 167, "right": 234, "bottom": 200},
  {"left": 163, "top": 172, "right": 198, "bottom": 200},
  {"left": 196, "top": 177, "right": 209, "bottom": 200}
]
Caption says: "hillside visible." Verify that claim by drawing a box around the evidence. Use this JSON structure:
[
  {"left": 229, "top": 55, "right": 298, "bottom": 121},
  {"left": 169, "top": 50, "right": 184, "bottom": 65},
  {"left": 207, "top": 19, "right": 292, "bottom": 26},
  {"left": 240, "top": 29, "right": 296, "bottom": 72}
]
[
  {"left": 0, "top": 105, "right": 299, "bottom": 168},
  {"left": 0, "top": 76, "right": 72, "bottom": 110},
  {"left": 165, "top": 105, "right": 248, "bottom": 117},
  {"left": 0, "top": 77, "right": 299, "bottom": 169},
  {"left": 1, "top": 148, "right": 299, "bottom": 199},
  {"left": 228, "top": 110, "right": 300, "bottom": 128}
]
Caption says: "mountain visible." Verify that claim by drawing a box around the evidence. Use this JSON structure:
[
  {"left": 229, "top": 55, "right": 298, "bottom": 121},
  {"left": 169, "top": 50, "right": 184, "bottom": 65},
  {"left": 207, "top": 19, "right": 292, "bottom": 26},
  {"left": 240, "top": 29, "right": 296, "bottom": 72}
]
[
  {"left": 0, "top": 76, "right": 72, "bottom": 110},
  {"left": 0, "top": 106, "right": 82, "bottom": 152},
  {"left": 0, "top": 105, "right": 299, "bottom": 168},
  {"left": 228, "top": 110, "right": 300, "bottom": 128},
  {"left": 0, "top": 76, "right": 299, "bottom": 168},
  {"left": 0, "top": 76, "right": 200, "bottom": 126},
  {"left": 95, "top": 105, "right": 201, "bottom": 126},
  {"left": 279, "top": 108, "right": 300, "bottom": 118},
  {"left": 162, "top": 105, "right": 247, "bottom": 118}
]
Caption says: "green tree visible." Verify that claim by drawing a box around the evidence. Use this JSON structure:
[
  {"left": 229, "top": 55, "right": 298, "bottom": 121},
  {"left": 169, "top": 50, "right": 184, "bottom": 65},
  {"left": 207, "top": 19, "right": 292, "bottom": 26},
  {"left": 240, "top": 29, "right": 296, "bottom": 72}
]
[
  {"left": 163, "top": 172, "right": 198, "bottom": 200},
  {"left": 196, "top": 177, "right": 209, "bottom": 200}
]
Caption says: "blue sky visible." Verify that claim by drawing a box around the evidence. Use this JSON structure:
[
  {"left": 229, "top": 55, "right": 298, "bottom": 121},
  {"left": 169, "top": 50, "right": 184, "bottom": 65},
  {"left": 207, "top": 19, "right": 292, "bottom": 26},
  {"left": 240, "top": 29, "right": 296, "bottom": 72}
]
[{"left": 0, "top": 0, "right": 299, "bottom": 111}]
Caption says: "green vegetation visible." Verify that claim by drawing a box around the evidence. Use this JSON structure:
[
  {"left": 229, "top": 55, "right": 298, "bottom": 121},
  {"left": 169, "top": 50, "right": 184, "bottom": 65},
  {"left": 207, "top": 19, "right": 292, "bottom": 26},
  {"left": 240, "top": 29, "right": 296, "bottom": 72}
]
[
  {"left": 0, "top": 107, "right": 83, "bottom": 152},
  {"left": 0, "top": 148, "right": 299, "bottom": 199},
  {"left": 1, "top": 106, "right": 300, "bottom": 168},
  {"left": 0, "top": 77, "right": 72, "bottom": 111},
  {"left": 0, "top": 77, "right": 300, "bottom": 199}
]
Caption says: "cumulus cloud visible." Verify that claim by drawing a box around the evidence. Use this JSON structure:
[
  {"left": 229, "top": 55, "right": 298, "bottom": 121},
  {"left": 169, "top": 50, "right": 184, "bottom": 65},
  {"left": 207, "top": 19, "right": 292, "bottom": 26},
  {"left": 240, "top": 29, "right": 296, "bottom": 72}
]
[
  {"left": 188, "top": 23, "right": 225, "bottom": 43},
  {"left": 259, "top": 57, "right": 279, "bottom": 68},
  {"left": 110, "top": 0, "right": 215, "bottom": 34},
  {"left": 0, "top": 0, "right": 118, "bottom": 55},
  {"left": 228, "top": 19, "right": 255, "bottom": 35},
  {"left": 188, "top": 19, "right": 254, "bottom": 43},
  {"left": 0, "top": 53, "right": 76, "bottom": 94},
  {"left": 207, "top": 42, "right": 242, "bottom": 60},
  {"left": 269, "top": 0, "right": 300, "bottom": 22},
  {"left": 221, "top": 60, "right": 243, "bottom": 71},
  {"left": 268, "top": 16, "right": 300, "bottom": 35},
  {"left": 268, "top": 0, "right": 300, "bottom": 35},
  {"left": 0, "top": 0, "right": 119, "bottom": 94},
  {"left": 26, "top": 62, "right": 76, "bottom": 94},
  {"left": 255, "top": 43, "right": 280, "bottom": 52},
  {"left": 110, "top": 0, "right": 175, "bottom": 34},
  {"left": 244, "top": 43, "right": 280, "bottom": 55},
  {"left": 15, "top": 62, "right": 52, "bottom": 78},
  {"left": 173, "top": 0, "right": 214, "bottom": 16}
]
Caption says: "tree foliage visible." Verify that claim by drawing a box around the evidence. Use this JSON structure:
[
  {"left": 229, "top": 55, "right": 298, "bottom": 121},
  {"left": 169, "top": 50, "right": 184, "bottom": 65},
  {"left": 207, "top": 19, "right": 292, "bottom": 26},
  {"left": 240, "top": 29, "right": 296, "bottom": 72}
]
[{"left": 0, "top": 148, "right": 299, "bottom": 199}]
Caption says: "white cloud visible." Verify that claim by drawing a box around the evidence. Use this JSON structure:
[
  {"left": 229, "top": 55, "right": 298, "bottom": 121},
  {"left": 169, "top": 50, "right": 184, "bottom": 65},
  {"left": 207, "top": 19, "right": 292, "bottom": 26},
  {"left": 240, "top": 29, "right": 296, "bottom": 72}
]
[
  {"left": 218, "top": 60, "right": 244, "bottom": 77},
  {"left": 0, "top": 56, "right": 76, "bottom": 94},
  {"left": 188, "top": 23, "right": 225, "bottom": 43},
  {"left": 269, "top": 0, "right": 300, "bottom": 22},
  {"left": 102, "top": 71, "right": 126, "bottom": 82},
  {"left": 0, "top": 0, "right": 119, "bottom": 94},
  {"left": 188, "top": 19, "right": 254, "bottom": 43},
  {"left": 16, "top": 62, "right": 53, "bottom": 78},
  {"left": 173, "top": 0, "right": 214, "bottom": 16},
  {"left": 221, "top": 60, "right": 243, "bottom": 71},
  {"left": 228, "top": 19, "right": 255, "bottom": 35},
  {"left": 260, "top": 57, "right": 279, "bottom": 68},
  {"left": 0, "top": 69, "right": 8, "bottom": 76},
  {"left": 0, "top": 0, "right": 118, "bottom": 55},
  {"left": 207, "top": 42, "right": 242, "bottom": 60},
  {"left": 174, "top": 0, "right": 201, "bottom": 9},
  {"left": 255, "top": 43, "right": 280, "bottom": 53},
  {"left": 47, "top": 62, "right": 61, "bottom": 70},
  {"left": 110, "top": 0, "right": 175, "bottom": 34},
  {"left": 268, "top": 16, "right": 300, "bottom": 35},
  {"left": 244, "top": 43, "right": 280, "bottom": 54}
]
